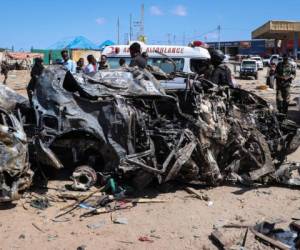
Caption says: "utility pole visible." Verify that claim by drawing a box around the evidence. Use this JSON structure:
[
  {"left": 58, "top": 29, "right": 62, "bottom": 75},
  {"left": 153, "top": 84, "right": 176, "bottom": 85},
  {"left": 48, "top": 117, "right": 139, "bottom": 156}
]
[
  {"left": 217, "top": 25, "right": 221, "bottom": 50},
  {"left": 117, "top": 17, "right": 120, "bottom": 44},
  {"left": 167, "top": 33, "right": 171, "bottom": 45},
  {"left": 129, "top": 14, "right": 133, "bottom": 42},
  {"left": 124, "top": 33, "right": 129, "bottom": 44},
  {"left": 133, "top": 4, "right": 145, "bottom": 42},
  {"left": 140, "top": 4, "right": 144, "bottom": 37}
]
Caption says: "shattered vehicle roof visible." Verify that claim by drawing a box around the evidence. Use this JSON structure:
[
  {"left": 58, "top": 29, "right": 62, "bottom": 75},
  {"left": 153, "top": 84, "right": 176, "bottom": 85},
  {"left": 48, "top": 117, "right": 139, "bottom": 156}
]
[{"left": 28, "top": 65, "right": 300, "bottom": 190}]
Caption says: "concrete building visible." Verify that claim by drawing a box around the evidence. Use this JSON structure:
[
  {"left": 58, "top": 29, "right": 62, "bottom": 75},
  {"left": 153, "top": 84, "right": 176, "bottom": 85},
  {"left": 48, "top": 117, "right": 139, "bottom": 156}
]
[
  {"left": 207, "top": 39, "right": 275, "bottom": 57},
  {"left": 252, "top": 20, "right": 300, "bottom": 58}
]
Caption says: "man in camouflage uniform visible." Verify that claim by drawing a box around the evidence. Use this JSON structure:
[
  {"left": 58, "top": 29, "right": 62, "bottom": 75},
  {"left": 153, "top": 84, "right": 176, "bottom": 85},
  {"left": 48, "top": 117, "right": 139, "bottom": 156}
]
[{"left": 275, "top": 55, "right": 296, "bottom": 114}]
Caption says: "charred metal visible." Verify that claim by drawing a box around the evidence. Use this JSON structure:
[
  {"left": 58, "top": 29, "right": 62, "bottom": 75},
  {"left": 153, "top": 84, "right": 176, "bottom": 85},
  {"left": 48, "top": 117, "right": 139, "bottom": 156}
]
[
  {"left": 28, "top": 66, "right": 300, "bottom": 188},
  {"left": 0, "top": 65, "right": 300, "bottom": 202}
]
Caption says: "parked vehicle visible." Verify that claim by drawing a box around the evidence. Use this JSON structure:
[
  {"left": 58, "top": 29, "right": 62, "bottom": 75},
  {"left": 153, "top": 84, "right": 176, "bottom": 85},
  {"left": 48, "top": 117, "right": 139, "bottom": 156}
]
[
  {"left": 250, "top": 56, "right": 264, "bottom": 70},
  {"left": 224, "top": 54, "right": 230, "bottom": 63},
  {"left": 102, "top": 41, "right": 210, "bottom": 74},
  {"left": 240, "top": 59, "right": 258, "bottom": 79},
  {"left": 270, "top": 55, "right": 297, "bottom": 69},
  {"left": 288, "top": 58, "right": 298, "bottom": 70},
  {"left": 262, "top": 55, "right": 271, "bottom": 66}
]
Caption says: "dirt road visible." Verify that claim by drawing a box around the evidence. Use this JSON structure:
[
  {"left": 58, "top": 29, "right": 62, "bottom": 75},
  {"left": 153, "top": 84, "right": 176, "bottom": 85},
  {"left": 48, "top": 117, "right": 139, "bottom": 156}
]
[{"left": 0, "top": 67, "right": 299, "bottom": 250}]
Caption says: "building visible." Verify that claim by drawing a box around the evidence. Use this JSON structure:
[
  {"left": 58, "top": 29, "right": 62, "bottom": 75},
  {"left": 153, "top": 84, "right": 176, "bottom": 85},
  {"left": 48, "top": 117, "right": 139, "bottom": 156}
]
[
  {"left": 207, "top": 20, "right": 300, "bottom": 58},
  {"left": 252, "top": 20, "right": 300, "bottom": 58},
  {"left": 207, "top": 39, "right": 275, "bottom": 57}
]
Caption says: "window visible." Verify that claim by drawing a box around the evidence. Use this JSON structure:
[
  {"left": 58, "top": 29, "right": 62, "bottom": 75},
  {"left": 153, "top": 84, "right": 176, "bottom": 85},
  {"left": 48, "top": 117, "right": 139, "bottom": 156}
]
[
  {"left": 242, "top": 61, "right": 256, "bottom": 66},
  {"left": 190, "top": 59, "right": 210, "bottom": 74},
  {"left": 107, "top": 57, "right": 184, "bottom": 74}
]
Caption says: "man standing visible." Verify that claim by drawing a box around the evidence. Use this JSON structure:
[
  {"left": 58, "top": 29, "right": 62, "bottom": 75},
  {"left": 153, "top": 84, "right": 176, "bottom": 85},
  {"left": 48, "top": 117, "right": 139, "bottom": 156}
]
[
  {"left": 61, "top": 50, "right": 76, "bottom": 73},
  {"left": 98, "top": 55, "right": 110, "bottom": 70},
  {"left": 208, "top": 49, "right": 234, "bottom": 87},
  {"left": 275, "top": 55, "right": 296, "bottom": 114},
  {"left": 27, "top": 58, "right": 44, "bottom": 103},
  {"left": 129, "top": 42, "right": 146, "bottom": 69},
  {"left": 84, "top": 55, "right": 98, "bottom": 74},
  {"left": 119, "top": 58, "right": 127, "bottom": 68}
]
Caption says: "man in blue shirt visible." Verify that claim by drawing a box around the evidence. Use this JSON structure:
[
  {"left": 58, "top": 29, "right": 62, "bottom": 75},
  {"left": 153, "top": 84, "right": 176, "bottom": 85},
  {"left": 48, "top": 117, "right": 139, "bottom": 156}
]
[{"left": 61, "top": 50, "right": 76, "bottom": 73}]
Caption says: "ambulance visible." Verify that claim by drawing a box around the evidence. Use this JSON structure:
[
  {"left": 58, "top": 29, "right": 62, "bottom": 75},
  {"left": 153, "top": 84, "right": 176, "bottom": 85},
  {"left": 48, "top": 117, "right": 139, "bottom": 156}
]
[
  {"left": 102, "top": 41, "right": 210, "bottom": 74},
  {"left": 102, "top": 41, "right": 211, "bottom": 89}
]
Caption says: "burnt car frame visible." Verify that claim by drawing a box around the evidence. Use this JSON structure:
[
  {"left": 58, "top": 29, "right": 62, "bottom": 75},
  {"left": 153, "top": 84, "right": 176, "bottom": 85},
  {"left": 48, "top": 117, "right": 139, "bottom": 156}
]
[{"left": 26, "top": 66, "right": 300, "bottom": 189}]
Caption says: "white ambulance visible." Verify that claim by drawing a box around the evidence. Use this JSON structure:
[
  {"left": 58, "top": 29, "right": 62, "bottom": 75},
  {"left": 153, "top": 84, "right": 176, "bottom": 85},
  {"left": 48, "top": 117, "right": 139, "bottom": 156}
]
[{"left": 102, "top": 41, "right": 210, "bottom": 74}]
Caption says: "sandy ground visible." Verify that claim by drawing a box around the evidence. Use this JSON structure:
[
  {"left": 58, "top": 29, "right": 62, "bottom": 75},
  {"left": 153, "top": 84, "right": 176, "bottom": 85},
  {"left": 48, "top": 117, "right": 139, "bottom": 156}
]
[{"left": 0, "top": 67, "right": 300, "bottom": 250}]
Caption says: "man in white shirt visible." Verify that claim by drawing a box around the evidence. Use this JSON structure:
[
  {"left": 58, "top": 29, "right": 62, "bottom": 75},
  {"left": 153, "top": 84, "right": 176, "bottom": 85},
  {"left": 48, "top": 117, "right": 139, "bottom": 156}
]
[{"left": 61, "top": 50, "right": 76, "bottom": 73}]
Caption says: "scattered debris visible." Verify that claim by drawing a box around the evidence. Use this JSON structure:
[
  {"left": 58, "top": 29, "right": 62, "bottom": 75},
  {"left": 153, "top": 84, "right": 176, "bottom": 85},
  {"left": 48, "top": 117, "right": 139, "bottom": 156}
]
[
  {"left": 210, "top": 229, "right": 235, "bottom": 249},
  {"left": 77, "top": 245, "right": 87, "bottom": 250},
  {"left": 210, "top": 220, "right": 300, "bottom": 249},
  {"left": 250, "top": 227, "right": 290, "bottom": 250},
  {"left": 117, "top": 240, "right": 134, "bottom": 244},
  {"left": 124, "top": 198, "right": 166, "bottom": 204},
  {"left": 86, "top": 220, "right": 106, "bottom": 230},
  {"left": 55, "top": 186, "right": 105, "bottom": 219},
  {"left": 138, "top": 236, "right": 154, "bottom": 243},
  {"left": 32, "top": 222, "right": 45, "bottom": 233},
  {"left": 184, "top": 187, "right": 210, "bottom": 201},
  {"left": 18, "top": 234, "right": 25, "bottom": 239},
  {"left": 30, "top": 197, "right": 50, "bottom": 210},
  {"left": 113, "top": 217, "right": 128, "bottom": 225},
  {"left": 47, "top": 234, "right": 58, "bottom": 242}
]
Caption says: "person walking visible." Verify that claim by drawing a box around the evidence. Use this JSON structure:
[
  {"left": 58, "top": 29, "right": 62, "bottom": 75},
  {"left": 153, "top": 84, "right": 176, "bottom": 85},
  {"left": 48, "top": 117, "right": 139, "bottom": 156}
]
[{"left": 0, "top": 61, "right": 9, "bottom": 84}]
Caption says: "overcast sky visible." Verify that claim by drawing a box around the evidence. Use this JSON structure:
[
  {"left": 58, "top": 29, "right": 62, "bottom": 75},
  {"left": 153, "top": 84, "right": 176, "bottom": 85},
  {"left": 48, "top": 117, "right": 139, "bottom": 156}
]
[{"left": 1, "top": 0, "right": 300, "bottom": 50}]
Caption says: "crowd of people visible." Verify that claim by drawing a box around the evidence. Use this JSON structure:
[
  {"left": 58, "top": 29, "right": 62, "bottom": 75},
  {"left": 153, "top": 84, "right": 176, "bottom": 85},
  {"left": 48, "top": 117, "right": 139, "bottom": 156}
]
[{"left": 4, "top": 41, "right": 296, "bottom": 116}]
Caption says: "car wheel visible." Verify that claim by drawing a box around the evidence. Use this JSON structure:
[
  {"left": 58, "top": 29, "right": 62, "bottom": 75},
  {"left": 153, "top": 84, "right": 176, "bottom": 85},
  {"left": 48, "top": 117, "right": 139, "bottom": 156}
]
[{"left": 255, "top": 74, "right": 258, "bottom": 80}]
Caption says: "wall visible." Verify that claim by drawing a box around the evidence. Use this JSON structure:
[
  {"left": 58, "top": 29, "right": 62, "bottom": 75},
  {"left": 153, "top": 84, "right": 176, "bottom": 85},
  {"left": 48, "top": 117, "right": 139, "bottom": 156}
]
[
  {"left": 31, "top": 49, "right": 68, "bottom": 65},
  {"left": 71, "top": 50, "right": 101, "bottom": 64}
]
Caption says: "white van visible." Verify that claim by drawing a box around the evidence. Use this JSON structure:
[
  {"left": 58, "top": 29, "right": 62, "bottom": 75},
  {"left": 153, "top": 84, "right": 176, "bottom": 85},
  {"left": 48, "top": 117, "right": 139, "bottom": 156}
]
[
  {"left": 102, "top": 41, "right": 211, "bottom": 89},
  {"left": 102, "top": 41, "right": 210, "bottom": 74}
]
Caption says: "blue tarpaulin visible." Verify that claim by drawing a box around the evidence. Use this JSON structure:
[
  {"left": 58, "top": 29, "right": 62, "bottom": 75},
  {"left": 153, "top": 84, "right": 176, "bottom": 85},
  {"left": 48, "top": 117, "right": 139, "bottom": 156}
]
[
  {"left": 48, "top": 36, "right": 99, "bottom": 50},
  {"left": 99, "top": 40, "right": 115, "bottom": 50}
]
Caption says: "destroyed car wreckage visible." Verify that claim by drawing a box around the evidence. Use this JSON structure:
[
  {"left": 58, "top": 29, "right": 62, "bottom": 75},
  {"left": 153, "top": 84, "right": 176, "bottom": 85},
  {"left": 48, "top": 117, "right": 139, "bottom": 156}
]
[{"left": 0, "top": 65, "right": 300, "bottom": 201}]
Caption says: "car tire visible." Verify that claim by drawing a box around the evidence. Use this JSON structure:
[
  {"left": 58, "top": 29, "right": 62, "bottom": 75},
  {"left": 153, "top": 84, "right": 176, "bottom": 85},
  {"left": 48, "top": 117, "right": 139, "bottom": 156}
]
[{"left": 255, "top": 74, "right": 258, "bottom": 80}]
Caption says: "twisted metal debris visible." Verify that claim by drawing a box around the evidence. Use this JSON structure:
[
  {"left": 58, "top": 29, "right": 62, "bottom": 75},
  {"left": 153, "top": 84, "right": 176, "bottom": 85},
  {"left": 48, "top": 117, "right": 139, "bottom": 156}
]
[{"left": 0, "top": 65, "right": 299, "bottom": 202}]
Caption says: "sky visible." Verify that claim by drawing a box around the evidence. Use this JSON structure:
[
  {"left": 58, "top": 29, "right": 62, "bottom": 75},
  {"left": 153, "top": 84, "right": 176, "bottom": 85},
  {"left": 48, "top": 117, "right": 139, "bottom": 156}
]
[{"left": 1, "top": 0, "right": 300, "bottom": 50}]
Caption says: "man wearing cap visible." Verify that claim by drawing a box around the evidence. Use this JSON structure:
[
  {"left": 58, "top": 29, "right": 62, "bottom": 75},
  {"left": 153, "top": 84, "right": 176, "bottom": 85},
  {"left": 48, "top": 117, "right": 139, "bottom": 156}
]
[{"left": 275, "top": 55, "right": 296, "bottom": 114}]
